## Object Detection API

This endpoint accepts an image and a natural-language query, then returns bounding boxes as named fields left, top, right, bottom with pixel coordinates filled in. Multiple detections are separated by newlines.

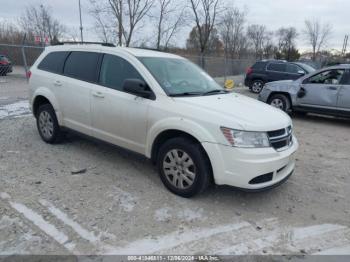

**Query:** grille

left=268, top=126, right=293, bottom=151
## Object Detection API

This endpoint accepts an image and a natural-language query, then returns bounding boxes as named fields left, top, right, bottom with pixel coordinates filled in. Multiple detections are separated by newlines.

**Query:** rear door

left=297, top=69, right=345, bottom=109
left=337, top=70, right=350, bottom=111
left=60, top=51, right=101, bottom=135
left=266, top=62, right=288, bottom=82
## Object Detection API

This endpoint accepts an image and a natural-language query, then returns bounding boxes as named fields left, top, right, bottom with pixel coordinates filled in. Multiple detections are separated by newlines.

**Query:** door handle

left=92, top=91, right=105, bottom=98
left=327, top=86, right=338, bottom=90
left=54, top=80, right=62, bottom=87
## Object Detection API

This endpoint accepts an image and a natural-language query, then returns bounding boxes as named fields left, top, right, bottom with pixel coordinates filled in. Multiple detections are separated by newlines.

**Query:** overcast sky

left=0, top=0, right=348, bottom=52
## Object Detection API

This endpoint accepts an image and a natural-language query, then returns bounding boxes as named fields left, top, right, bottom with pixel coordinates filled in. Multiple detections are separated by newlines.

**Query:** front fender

left=145, top=117, right=218, bottom=158
left=32, top=87, right=62, bottom=125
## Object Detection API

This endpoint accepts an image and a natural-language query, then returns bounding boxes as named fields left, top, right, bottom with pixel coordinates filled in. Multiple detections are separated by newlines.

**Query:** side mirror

left=297, top=70, right=305, bottom=75
left=123, top=79, right=153, bottom=99
left=297, top=87, right=306, bottom=98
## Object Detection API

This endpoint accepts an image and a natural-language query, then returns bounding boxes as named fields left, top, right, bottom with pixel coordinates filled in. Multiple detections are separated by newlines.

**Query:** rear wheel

left=157, top=137, right=211, bottom=198
left=251, top=80, right=264, bottom=93
left=36, top=104, right=62, bottom=144
left=268, top=94, right=291, bottom=112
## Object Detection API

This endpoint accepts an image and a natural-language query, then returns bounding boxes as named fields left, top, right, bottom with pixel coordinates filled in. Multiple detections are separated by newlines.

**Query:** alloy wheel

left=38, top=111, right=54, bottom=140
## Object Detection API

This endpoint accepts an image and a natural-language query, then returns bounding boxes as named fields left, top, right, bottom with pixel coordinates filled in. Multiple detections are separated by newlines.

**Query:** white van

left=29, top=43, right=298, bottom=197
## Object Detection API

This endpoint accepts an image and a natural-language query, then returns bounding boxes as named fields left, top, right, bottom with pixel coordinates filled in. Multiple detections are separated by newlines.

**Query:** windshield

left=138, top=57, right=224, bottom=96
left=296, top=63, right=316, bottom=73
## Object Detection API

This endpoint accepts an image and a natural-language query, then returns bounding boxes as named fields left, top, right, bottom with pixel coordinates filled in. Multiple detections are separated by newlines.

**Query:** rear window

left=38, top=52, right=69, bottom=74
left=252, top=62, right=267, bottom=70
left=267, top=63, right=286, bottom=72
left=63, top=51, right=100, bottom=82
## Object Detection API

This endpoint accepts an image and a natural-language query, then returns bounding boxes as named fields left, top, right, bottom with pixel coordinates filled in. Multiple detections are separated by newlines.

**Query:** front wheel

left=251, top=80, right=264, bottom=93
left=157, top=137, right=211, bottom=198
left=268, top=94, right=291, bottom=112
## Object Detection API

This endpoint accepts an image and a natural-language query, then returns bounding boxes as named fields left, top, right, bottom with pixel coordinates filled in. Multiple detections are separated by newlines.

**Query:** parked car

left=0, top=55, right=13, bottom=76
left=258, top=65, right=350, bottom=117
left=245, top=60, right=316, bottom=93
left=29, top=44, right=298, bottom=197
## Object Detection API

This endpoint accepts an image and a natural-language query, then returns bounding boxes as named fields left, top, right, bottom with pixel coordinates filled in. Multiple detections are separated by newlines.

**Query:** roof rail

left=53, top=41, right=116, bottom=47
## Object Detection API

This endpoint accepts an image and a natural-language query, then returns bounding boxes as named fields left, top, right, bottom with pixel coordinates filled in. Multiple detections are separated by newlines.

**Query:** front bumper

left=202, top=136, right=298, bottom=190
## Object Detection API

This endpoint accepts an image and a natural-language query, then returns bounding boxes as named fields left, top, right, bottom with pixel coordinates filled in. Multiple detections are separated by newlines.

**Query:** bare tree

left=107, top=0, right=155, bottom=46
left=153, top=0, right=185, bottom=50
left=219, top=6, right=246, bottom=59
left=0, top=21, right=23, bottom=44
left=276, top=27, right=298, bottom=60
left=20, top=4, right=65, bottom=44
left=189, top=0, right=221, bottom=65
left=247, top=24, right=267, bottom=59
left=304, top=19, right=332, bottom=61
left=90, top=0, right=117, bottom=43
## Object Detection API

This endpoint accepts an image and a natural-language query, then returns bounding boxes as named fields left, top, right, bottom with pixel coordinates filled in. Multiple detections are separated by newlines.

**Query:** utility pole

left=78, top=0, right=84, bottom=42
left=342, top=35, right=348, bottom=56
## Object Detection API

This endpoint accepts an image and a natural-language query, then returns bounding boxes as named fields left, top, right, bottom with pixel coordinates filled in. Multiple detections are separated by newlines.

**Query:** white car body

left=29, top=45, right=298, bottom=192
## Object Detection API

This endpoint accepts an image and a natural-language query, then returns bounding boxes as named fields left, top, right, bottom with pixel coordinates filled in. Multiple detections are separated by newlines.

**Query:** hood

left=174, top=93, right=292, bottom=131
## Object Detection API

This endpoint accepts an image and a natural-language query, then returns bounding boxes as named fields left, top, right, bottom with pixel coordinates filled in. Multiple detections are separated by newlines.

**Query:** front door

left=90, top=54, right=151, bottom=154
left=297, top=69, right=345, bottom=109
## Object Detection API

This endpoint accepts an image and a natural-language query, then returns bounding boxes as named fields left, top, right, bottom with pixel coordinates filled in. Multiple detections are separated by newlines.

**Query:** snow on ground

left=0, top=100, right=31, bottom=120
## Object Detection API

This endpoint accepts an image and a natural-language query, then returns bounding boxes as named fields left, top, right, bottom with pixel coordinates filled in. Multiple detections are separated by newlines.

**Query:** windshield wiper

left=169, top=92, right=203, bottom=97
left=201, top=89, right=229, bottom=96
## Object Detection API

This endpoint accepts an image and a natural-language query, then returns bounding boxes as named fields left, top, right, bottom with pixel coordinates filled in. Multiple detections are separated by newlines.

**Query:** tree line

left=0, top=0, right=335, bottom=63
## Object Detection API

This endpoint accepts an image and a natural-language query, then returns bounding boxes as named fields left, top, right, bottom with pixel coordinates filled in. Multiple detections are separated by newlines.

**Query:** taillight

left=26, top=70, right=32, bottom=79
left=0, top=61, right=8, bottom=65
left=246, top=67, right=253, bottom=75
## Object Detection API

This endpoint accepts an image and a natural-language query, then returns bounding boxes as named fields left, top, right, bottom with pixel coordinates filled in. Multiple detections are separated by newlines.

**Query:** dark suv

left=245, top=60, right=315, bottom=93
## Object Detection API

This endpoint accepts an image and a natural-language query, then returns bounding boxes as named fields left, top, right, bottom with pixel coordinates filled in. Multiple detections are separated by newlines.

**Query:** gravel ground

left=0, top=74, right=350, bottom=256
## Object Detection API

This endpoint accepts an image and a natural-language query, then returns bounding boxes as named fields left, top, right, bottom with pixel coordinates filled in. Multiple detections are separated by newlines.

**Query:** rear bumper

left=244, top=78, right=252, bottom=88
left=202, top=136, right=298, bottom=190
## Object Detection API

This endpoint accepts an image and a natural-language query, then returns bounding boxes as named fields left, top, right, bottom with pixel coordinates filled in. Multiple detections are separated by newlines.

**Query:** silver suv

left=258, top=65, right=350, bottom=117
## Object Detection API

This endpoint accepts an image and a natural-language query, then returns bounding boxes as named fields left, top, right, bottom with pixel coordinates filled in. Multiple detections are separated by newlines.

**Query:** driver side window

left=307, top=69, right=345, bottom=85
left=99, top=54, right=144, bottom=91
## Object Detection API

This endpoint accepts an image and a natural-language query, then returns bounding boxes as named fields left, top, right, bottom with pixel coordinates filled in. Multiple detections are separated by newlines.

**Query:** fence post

left=21, top=34, right=29, bottom=82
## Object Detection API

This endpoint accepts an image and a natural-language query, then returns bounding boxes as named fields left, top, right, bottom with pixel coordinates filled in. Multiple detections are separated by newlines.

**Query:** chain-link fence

left=184, top=55, right=255, bottom=79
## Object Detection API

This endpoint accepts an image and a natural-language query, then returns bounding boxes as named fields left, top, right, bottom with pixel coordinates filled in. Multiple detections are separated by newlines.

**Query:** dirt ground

left=0, top=73, right=349, bottom=256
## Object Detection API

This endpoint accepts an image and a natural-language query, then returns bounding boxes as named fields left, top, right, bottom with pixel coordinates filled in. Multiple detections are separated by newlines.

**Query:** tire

left=157, top=137, right=211, bottom=198
left=268, top=94, right=291, bottom=112
left=251, top=80, right=264, bottom=93
left=36, top=104, right=62, bottom=144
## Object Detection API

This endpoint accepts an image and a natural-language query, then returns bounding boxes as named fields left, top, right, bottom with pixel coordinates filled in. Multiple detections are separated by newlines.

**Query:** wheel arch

left=32, top=88, right=62, bottom=124
left=267, top=92, right=293, bottom=109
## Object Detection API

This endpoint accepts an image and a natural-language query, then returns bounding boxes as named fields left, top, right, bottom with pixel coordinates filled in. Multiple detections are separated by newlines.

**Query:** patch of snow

left=0, top=100, right=30, bottom=120
left=292, top=224, right=346, bottom=240
left=154, top=208, right=172, bottom=222
left=315, top=245, right=350, bottom=255
left=39, top=199, right=99, bottom=243
left=8, top=201, right=74, bottom=251
left=105, top=221, right=250, bottom=255
left=0, top=192, right=11, bottom=200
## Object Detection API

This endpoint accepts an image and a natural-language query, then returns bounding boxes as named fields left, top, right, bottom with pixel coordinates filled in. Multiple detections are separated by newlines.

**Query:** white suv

left=29, top=44, right=298, bottom=197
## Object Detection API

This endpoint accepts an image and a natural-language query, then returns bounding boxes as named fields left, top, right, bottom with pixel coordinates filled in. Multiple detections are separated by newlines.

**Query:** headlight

left=220, top=127, right=270, bottom=148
